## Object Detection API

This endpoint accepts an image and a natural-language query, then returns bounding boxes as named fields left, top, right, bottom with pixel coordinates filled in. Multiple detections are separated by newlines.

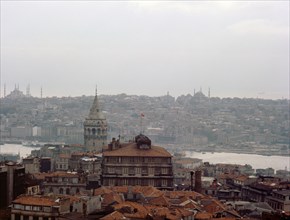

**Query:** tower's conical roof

left=88, top=89, right=106, bottom=120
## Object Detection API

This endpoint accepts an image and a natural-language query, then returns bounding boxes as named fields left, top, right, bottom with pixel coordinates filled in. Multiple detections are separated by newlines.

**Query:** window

left=161, top=168, right=167, bottom=175
left=148, top=179, right=154, bottom=186
left=43, top=207, right=51, bottom=212
left=142, top=167, right=148, bottom=175
left=129, top=167, right=135, bottom=175
left=136, top=167, right=141, bottom=174
left=123, top=167, right=128, bottom=174
left=123, top=179, right=128, bottom=186
left=59, top=188, right=63, bottom=194
left=33, top=206, right=41, bottom=211
left=109, top=179, right=115, bottom=186
left=116, top=167, right=122, bottom=174
left=108, top=167, right=115, bottom=174
left=13, top=204, right=23, bottom=210
left=155, top=167, right=161, bottom=175
left=66, top=188, right=70, bottom=195
left=25, top=205, right=31, bottom=211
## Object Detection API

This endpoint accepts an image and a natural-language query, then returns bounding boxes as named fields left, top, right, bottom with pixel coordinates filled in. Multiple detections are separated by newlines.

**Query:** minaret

left=208, top=87, right=211, bottom=99
left=26, top=84, right=31, bottom=96
left=83, top=86, right=108, bottom=152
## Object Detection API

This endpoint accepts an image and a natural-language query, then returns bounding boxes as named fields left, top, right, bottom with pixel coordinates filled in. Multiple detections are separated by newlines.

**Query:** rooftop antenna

left=41, top=87, right=43, bottom=99
left=95, top=85, right=98, bottom=96
left=140, top=113, right=145, bottom=134
left=4, top=84, right=6, bottom=97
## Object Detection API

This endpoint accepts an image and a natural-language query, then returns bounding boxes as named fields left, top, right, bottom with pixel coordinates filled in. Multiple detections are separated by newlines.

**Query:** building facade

left=10, top=195, right=80, bottom=220
left=266, top=190, right=290, bottom=212
left=83, top=89, right=108, bottom=152
left=0, top=162, right=26, bottom=208
left=42, top=171, right=86, bottom=195
left=102, top=134, right=174, bottom=190
left=22, top=157, right=40, bottom=174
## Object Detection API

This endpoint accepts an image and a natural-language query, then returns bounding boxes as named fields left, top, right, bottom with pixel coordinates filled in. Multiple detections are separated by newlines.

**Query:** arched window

left=66, top=188, right=70, bottom=195
left=76, top=188, right=80, bottom=194
left=59, top=188, right=63, bottom=194
left=49, top=187, right=53, bottom=193
left=88, top=128, right=91, bottom=135
left=92, top=128, right=96, bottom=135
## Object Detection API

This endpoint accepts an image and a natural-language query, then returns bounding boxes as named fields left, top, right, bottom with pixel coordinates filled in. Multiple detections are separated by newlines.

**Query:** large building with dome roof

left=83, top=88, right=108, bottom=152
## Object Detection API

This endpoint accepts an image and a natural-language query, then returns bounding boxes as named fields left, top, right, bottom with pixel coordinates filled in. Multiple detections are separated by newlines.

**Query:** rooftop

left=103, top=142, right=171, bottom=158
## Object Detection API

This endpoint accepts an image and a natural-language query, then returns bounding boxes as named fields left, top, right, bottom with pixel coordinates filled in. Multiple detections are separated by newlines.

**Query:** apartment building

left=102, top=134, right=174, bottom=190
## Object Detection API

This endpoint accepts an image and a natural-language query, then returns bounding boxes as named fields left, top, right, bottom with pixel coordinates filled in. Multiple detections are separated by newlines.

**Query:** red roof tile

left=103, top=143, right=171, bottom=157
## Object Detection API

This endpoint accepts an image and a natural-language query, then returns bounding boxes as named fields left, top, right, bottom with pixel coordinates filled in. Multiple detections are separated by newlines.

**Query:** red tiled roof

left=148, top=195, right=169, bottom=207
left=58, top=154, right=70, bottom=159
left=102, top=192, right=124, bottom=207
left=100, top=211, right=127, bottom=220
left=103, top=143, right=171, bottom=157
left=94, top=186, right=113, bottom=196
left=202, top=198, right=225, bottom=213
left=165, top=190, right=205, bottom=200
left=114, top=201, right=149, bottom=219
left=13, top=195, right=58, bottom=206
left=195, top=212, right=213, bottom=220
left=109, top=186, right=163, bottom=198
left=234, top=174, right=249, bottom=182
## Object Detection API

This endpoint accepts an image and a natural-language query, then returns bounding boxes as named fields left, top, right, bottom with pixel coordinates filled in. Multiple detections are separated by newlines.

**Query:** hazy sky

left=1, top=1, right=289, bottom=99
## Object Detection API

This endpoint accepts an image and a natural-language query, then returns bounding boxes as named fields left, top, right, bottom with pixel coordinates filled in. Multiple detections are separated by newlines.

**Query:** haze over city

left=1, top=1, right=289, bottom=99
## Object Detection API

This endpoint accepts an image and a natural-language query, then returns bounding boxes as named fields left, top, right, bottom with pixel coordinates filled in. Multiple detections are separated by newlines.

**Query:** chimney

left=194, top=170, right=202, bottom=193
left=190, top=171, right=194, bottom=191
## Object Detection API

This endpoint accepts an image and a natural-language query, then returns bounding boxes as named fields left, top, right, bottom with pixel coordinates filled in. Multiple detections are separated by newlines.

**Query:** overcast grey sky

left=1, top=1, right=289, bottom=99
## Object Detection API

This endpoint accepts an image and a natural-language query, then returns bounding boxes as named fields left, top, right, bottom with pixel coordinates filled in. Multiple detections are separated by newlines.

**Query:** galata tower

left=83, top=88, right=107, bottom=152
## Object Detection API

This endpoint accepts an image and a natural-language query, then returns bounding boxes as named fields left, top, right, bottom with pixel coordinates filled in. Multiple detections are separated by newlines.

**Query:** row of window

left=55, top=164, right=68, bottom=170
left=106, top=166, right=171, bottom=175
left=45, top=177, right=79, bottom=183
left=105, top=156, right=171, bottom=164
left=85, top=128, right=107, bottom=135
left=267, top=200, right=284, bottom=211
left=13, top=214, right=54, bottom=220
left=13, top=204, right=57, bottom=213
left=48, top=187, right=80, bottom=194
left=105, top=178, right=171, bottom=187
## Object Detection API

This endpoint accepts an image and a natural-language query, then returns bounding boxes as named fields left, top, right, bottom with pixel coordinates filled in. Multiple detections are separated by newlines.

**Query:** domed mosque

left=83, top=87, right=108, bottom=152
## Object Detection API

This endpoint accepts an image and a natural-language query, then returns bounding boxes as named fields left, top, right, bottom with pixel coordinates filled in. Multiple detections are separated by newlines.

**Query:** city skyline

left=1, top=1, right=289, bottom=99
